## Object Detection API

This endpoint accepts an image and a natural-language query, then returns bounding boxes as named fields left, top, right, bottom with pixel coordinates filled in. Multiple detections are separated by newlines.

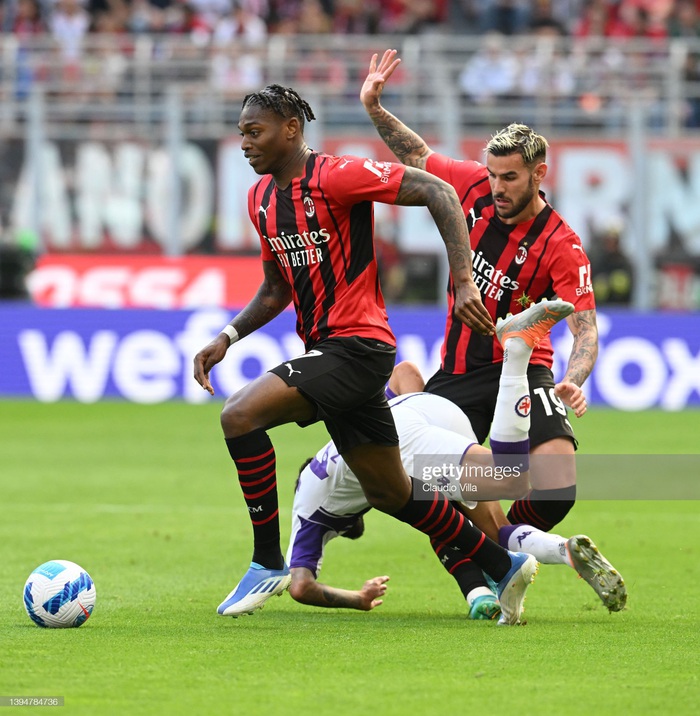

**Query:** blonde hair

left=485, top=123, right=548, bottom=166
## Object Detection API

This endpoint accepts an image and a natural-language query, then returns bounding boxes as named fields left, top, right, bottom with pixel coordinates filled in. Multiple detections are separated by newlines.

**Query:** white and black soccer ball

left=23, top=560, right=96, bottom=628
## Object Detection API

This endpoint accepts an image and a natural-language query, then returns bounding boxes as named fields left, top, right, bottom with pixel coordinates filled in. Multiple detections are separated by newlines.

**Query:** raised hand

left=360, top=50, right=401, bottom=112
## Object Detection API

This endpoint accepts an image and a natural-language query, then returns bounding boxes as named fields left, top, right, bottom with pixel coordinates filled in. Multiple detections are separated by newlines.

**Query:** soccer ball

left=23, top=560, right=96, bottom=628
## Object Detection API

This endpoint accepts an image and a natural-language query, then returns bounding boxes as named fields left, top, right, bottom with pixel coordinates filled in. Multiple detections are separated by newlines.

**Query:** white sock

left=501, top=336, right=532, bottom=378
left=490, top=376, right=530, bottom=443
left=490, top=338, right=533, bottom=444
left=507, top=525, right=573, bottom=566
left=467, top=586, right=496, bottom=606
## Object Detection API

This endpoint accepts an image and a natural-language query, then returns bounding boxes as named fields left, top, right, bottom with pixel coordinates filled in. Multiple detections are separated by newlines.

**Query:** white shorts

left=286, top=393, right=479, bottom=575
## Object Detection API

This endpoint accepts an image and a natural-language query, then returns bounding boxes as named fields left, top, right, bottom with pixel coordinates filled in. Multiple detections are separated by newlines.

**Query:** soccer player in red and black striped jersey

left=193, top=84, right=538, bottom=622
left=361, top=50, right=599, bottom=537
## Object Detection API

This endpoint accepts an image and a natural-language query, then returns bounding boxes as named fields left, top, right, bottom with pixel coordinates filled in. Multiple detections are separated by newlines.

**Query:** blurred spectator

left=332, top=0, right=380, bottom=33
left=297, top=0, right=333, bottom=33
left=377, top=0, right=444, bottom=34
left=528, top=0, right=568, bottom=35
left=90, top=0, right=130, bottom=33
left=617, top=0, right=673, bottom=28
left=210, top=44, right=264, bottom=94
left=476, top=0, right=531, bottom=35
left=667, top=0, right=700, bottom=37
left=589, top=214, right=634, bottom=305
left=187, top=0, right=232, bottom=31
left=266, top=0, right=297, bottom=31
left=212, top=0, right=267, bottom=46
left=210, top=0, right=266, bottom=95
left=169, top=2, right=211, bottom=43
left=12, top=0, right=47, bottom=37
left=50, top=0, right=90, bottom=61
left=611, top=1, right=668, bottom=40
left=573, top=0, right=620, bottom=37
left=458, top=31, right=518, bottom=104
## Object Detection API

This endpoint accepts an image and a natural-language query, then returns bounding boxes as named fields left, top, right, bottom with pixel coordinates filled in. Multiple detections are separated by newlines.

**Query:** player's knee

left=389, top=361, right=425, bottom=395
left=364, top=487, right=406, bottom=514
left=220, top=396, right=254, bottom=436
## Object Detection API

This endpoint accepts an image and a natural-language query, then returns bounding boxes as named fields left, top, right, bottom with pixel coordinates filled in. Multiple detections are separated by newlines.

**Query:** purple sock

left=489, top=438, right=530, bottom=471
left=498, top=523, right=523, bottom=549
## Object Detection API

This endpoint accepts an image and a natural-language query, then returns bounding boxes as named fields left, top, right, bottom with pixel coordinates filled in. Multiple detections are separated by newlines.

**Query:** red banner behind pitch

left=28, top=255, right=264, bottom=309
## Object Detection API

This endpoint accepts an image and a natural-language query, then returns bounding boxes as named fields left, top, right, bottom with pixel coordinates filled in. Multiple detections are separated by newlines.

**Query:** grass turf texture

left=1, top=402, right=698, bottom=715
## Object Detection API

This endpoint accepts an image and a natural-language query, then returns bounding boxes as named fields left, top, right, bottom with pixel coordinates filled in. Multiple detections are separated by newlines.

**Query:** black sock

left=392, top=480, right=511, bottom=582
left=431, top=540, right=489, bottom=600
left=225, top=430, right=283, bottom=570
left=507, top=485, right=577, bottom=532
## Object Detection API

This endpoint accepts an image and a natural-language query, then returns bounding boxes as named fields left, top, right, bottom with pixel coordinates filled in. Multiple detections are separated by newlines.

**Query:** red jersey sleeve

left=248, top=181, right=274, bottom=261
left=426, top=153, right=486, bottom=198
left=323, top=155, right=405, bottom=205
left=547, top=231, right=597, bottom=312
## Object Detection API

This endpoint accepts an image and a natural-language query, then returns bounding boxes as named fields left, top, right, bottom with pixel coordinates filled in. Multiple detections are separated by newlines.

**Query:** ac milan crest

left=303, top=195, right=315, bottom=218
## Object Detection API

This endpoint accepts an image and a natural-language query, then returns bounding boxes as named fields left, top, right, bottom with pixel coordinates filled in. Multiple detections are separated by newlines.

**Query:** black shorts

left=269, top=336, right=399, bottom=454
left=424, top=364, right=578, bottom=450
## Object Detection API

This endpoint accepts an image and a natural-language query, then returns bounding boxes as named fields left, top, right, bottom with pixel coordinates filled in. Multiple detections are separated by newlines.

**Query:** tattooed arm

left=554, top=308, right=599, bottom=418
left=289, top=568, right=389, bottom=611
left=360, top=50, right=434, bottom=170
left=395, top=167, right=493, bottom=335
left=193, top=260, right=292, bottom=395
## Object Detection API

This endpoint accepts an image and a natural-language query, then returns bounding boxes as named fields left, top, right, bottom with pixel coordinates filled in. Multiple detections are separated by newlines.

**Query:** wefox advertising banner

left=0, top=306, right=698, bottom=410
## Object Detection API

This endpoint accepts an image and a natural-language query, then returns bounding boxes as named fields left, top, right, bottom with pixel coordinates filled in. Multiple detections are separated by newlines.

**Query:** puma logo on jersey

left=339, top=159, right=354, bottom=169
left=468, top=208, right=483, bottom=227
left=259, top=204, right=269, bottom=218
left=572, top=244, right=584, bottom=252
left=284, top=363, right=302, bottom=377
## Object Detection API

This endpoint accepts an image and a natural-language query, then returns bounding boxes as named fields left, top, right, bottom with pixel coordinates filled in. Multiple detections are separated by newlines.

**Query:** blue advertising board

left=0, top=305, right=698, bottom=409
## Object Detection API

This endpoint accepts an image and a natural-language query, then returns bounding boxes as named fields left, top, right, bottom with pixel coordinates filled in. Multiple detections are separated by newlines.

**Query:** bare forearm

left=366, top=105, right=432, bottom=170
left=231, top=262, right=292, bottom=338
left=232, top=293, right=288, bottom=338
left=295, top=581, right=368, bottom=610
left=563, top=311, right=598, bottom=386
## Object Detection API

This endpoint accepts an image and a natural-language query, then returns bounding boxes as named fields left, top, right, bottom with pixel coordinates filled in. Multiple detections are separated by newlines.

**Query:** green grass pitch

left=1, top=401, right=699, bottom=715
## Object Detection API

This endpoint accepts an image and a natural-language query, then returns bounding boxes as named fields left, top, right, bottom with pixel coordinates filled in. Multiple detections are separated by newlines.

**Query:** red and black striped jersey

left=248, top=152, right=405, bottom=350
left=426, top=153, right=596, bottom=373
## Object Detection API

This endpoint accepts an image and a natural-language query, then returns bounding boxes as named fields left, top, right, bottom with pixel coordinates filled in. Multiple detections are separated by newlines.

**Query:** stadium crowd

left=2, top=1, right=699, bottom=46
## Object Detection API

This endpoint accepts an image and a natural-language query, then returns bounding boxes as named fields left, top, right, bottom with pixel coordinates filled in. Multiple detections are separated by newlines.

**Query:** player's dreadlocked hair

left=485, top=123, right=548, bottom=166
left=242, top=84, right=316, bottom=130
